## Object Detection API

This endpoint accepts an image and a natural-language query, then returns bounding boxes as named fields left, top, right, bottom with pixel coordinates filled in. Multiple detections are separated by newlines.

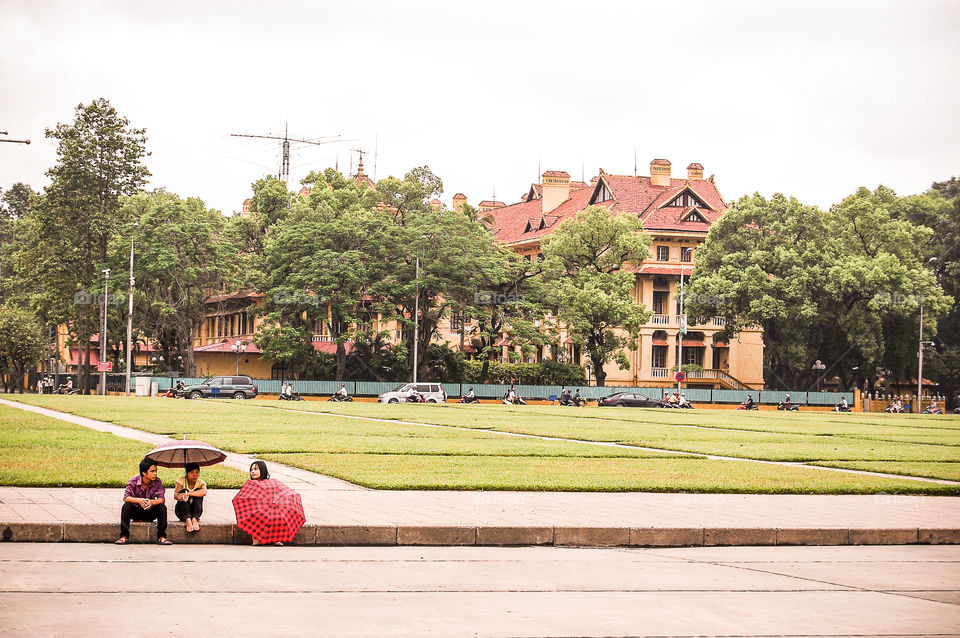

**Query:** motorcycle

left=502, top=394, right=527, bottom=405
left=458, top=395, right=479, bottom=404
left=777, top=401, right=799, bottom=411
left=280, top=392, right=304, bottom=401
left=834, top=403, right=851, bottom=412
left=737, top=401, right=758, bottom=410
left=55, top=384, right=80, bottom=395
left=328, top=393, right=352, bottom=402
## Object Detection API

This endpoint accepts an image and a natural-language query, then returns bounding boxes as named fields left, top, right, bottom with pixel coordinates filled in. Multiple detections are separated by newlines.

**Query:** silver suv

left=181, top=376, right=258, bottom=400
left=378, top=383, right=446, bottom=404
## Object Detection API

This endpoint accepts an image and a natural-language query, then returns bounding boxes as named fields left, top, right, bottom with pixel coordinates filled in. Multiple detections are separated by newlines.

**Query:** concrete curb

left=2, top=522, right=959, bottom=546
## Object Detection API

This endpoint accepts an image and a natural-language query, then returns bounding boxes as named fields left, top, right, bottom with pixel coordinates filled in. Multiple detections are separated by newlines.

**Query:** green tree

left=372, top=207, right=507, bottom=382
left=256, top=171, right=382, bottom=380
left=375, top=165, right=443, bottom=224
left=540, top=206, right=652, bottom=386
left=33, top=99, right=149, bottom=392
left=118, top=191, right=234, bottom=376
left=902, top=178, right=960, bottom=406
left=0, top=304, right=46, bottom=393
left=686, top=191, right=951, bottom=390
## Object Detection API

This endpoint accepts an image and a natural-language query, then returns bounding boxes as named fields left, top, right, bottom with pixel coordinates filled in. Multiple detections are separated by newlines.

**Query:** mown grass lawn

left=3, top=395, right=958, bottom=493
left=0, top=404, right=246, bottom=488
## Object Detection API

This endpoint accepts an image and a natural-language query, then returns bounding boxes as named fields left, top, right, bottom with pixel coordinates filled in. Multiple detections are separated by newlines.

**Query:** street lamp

left=811, top=359, right=826, bottom=392
left=231, top=342, right=247, bottom=375
left=124, top=222, right=138, bottom=396
left=917, top=257, right=938, bottom=413
left=677, top=266, right=687, bottom=394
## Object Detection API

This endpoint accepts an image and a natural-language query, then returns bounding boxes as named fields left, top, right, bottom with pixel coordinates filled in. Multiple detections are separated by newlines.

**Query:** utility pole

left=100, top=269, right=110, bottom=395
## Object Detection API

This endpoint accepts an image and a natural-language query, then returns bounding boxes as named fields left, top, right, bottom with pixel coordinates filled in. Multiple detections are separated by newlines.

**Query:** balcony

left=651, top=314, right=671, bottom=325
left=651, top=368, right=669, bottom=378
left=713, top=316, right=725, bottom=326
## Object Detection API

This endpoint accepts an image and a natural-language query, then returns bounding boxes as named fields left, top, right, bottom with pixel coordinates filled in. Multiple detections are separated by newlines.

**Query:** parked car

left=597, top=392, right=664, bottom=408
left=180, top=376, right=258, bottom=400
left=378, top=383, right=446, bottom=404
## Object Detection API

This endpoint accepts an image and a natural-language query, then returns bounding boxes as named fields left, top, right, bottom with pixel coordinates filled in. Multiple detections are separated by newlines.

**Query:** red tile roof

left=488, top=172, right=728, bottom=243
left=194, top=339, right=263, bottom=354
left=651, top=159, right=671, bottom=166
left=633, top=264, right=693, bottom=275
left=687, top=163, right=703, bottom=170
left=312, top=341, right=354, bottom=355
left=542, top=170, right=570, bottom=178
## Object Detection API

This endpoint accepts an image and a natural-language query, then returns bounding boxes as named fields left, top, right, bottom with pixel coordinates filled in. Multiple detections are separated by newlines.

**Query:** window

left=271, top=363, right=289, bottom=380
left=590, top=181, right=613, bottom=203
left=653, top=291, right=668, bottom=315
left=652, top=345, right=667, bottom=368
left=680, top=247, right=692, bottom=262
left=656, top=246, right=669, bottom=261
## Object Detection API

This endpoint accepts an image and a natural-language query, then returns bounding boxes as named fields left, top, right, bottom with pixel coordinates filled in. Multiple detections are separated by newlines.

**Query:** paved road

left=2, top=544, right=958, bottom=637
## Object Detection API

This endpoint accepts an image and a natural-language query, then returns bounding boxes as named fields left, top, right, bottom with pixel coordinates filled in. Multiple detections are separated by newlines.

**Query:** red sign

left=97, top=361, right=113, bottom=372
left=674, top=371, right=686, bottom=383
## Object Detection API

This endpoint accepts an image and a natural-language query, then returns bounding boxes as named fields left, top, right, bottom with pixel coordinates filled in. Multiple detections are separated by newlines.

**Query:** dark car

left=181, top=376, right=258, bottom=400
left=597, top=392, right=664, bottom=408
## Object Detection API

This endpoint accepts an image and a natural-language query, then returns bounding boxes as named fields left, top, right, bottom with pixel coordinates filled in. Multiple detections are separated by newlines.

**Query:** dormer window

left=667, top=190, right=708, bottom=208
left=682, top=209, right=708, bottom=223
left=590, top=180, right=613, bottom=204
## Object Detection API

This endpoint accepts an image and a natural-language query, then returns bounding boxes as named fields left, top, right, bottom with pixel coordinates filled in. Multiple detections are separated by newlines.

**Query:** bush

left=463, top=359, right=585, bottom=385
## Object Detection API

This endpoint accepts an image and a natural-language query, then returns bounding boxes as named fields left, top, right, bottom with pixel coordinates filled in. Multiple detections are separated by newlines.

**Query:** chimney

left=452, top=193, right=467, bottom=210
left=686, top=163, right=703, bottom=181
left=650, top=159, right=671, bottom=186
left=541, top=170, right=570, bottom=213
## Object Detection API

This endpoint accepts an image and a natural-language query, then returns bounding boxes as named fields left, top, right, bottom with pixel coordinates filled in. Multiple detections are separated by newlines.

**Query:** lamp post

left=811, top=359, right=826, bottom=392
left=124, top=223, right=138, bottom=396
left=100, top=268, right=110, bottom=395
left=231, top=342, right=247, bottom=375
left=917, top=258, right=938, bottom=414
left=413, top=255, right=419, bottom=384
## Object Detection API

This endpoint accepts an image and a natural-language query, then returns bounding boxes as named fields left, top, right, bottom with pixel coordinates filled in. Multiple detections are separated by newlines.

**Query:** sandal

left=114, top=536, right=128, bottom=545
left=157, top=537, right=173, bottom=545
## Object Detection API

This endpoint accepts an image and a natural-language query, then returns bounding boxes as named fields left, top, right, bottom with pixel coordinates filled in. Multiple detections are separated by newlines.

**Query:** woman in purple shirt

left=116, top=458, right=172, bottom=545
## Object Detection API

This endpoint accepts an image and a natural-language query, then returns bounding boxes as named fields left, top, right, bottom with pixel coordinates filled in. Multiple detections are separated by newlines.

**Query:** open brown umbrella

left=145, top=438, right=227, bottom=468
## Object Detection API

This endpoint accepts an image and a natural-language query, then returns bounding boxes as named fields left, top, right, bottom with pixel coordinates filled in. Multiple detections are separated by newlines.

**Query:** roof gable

left=681, top=207, right=709, bottom=223
left=664, top=186, right=711, bottom=210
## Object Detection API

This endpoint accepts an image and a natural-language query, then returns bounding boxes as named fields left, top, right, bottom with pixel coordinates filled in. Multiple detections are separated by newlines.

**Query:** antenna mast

left=230, top=126, right=344, bottom=184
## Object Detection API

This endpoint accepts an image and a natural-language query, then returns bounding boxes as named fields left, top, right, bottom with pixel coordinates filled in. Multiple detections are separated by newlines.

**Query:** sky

left=1, top=0, right=958, bottom=215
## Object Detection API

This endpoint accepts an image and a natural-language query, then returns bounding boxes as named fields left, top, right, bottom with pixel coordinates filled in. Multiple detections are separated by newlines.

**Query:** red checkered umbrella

left=232, top=478, right=305, bottom=544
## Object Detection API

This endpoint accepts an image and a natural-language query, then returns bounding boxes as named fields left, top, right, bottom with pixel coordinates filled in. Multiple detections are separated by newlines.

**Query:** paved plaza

left=2, top=543, right=959, bottom=637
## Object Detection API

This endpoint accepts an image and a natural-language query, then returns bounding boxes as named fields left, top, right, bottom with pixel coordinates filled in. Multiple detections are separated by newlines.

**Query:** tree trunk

left=82, top=342, right=91, bottom=394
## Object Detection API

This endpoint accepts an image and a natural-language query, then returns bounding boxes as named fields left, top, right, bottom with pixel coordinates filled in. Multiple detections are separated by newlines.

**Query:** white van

left=378, top=383, right=446, bottom=404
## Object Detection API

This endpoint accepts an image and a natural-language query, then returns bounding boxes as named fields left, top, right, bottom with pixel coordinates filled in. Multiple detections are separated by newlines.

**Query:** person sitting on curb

left=174, top=462, right=207, bottom=534
left=116, top=458, right=171, bottom=545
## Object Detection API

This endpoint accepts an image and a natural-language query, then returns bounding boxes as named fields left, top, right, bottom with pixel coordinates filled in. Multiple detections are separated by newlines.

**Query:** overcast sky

left=2, top=0, right=958, bottom=215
